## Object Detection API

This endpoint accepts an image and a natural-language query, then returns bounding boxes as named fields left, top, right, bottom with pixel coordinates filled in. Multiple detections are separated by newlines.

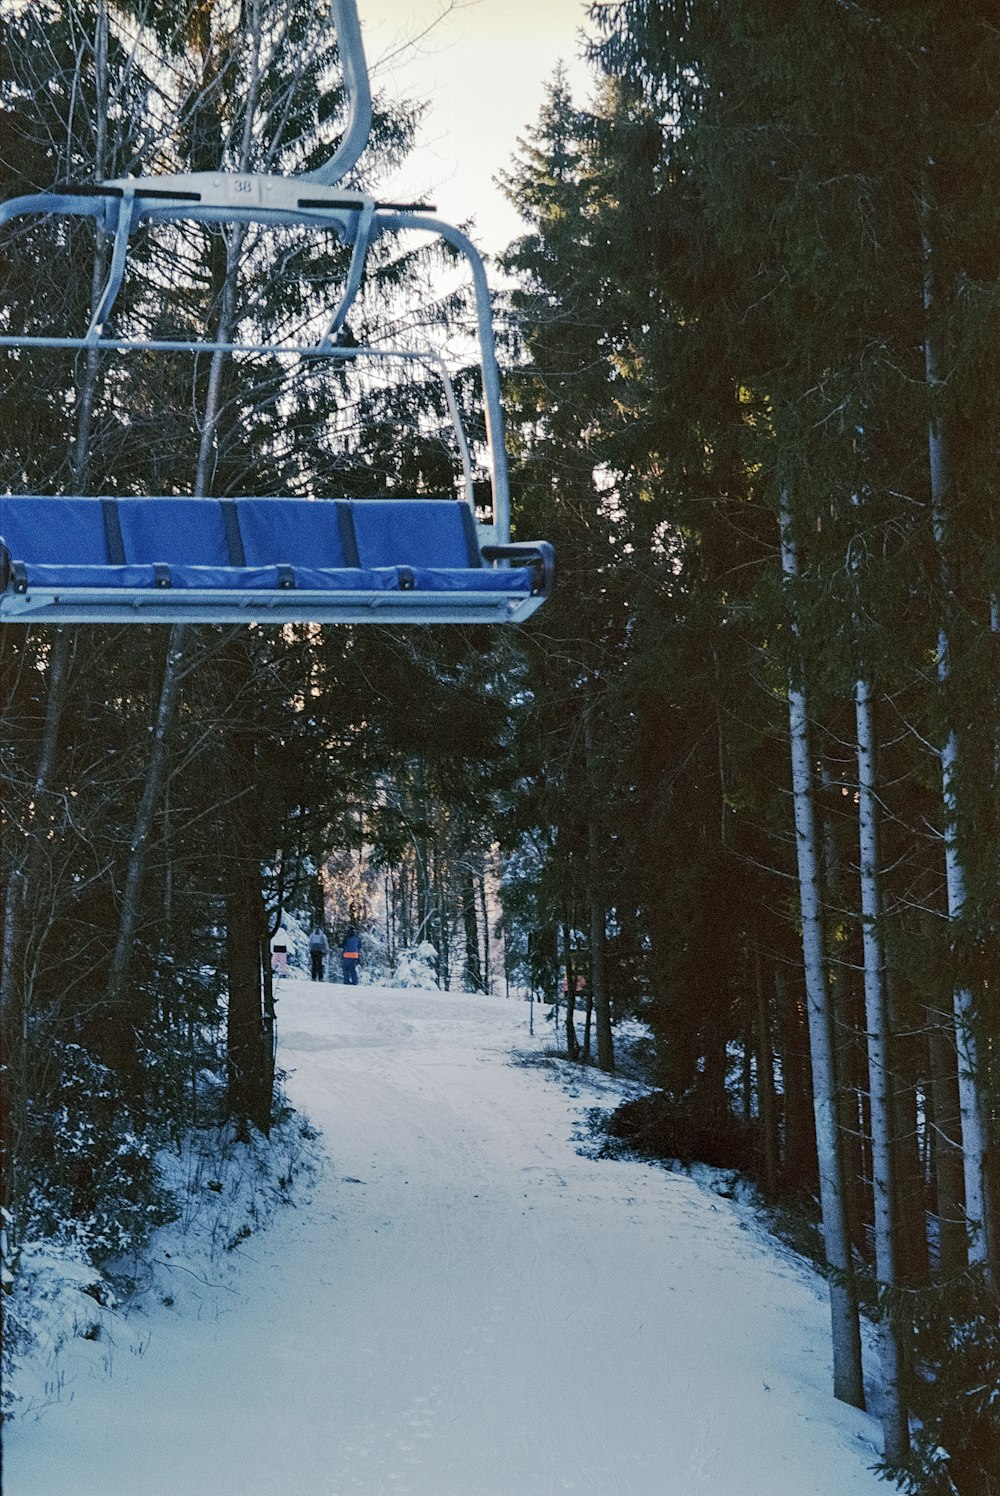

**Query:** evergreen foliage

left=492, top=2, right=1000, bottom=1485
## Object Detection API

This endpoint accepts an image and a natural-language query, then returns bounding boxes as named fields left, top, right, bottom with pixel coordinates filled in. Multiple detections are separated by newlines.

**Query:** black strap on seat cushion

left=337, top=503, right=361, bottom=567
left=221, top=500, right=246, bottom=566
left=101, top=498, right=126, bottom=565
left=277, top=564, right=295, bottom=589
left=154, top=563, right=171, bottom=588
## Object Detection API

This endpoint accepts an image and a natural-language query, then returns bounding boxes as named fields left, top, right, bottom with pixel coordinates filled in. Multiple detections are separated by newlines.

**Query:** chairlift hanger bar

left=310, top=0, right=373, bottom=188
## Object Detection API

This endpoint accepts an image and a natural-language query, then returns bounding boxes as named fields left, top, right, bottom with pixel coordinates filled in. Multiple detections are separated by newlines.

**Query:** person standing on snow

left=341, top=925, right=361, bottom=985
left=308, top=924, right=329, bottom=981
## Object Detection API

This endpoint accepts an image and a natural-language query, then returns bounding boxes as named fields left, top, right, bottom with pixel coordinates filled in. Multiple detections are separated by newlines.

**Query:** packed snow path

left=7, top=979, right=887, bottom=1496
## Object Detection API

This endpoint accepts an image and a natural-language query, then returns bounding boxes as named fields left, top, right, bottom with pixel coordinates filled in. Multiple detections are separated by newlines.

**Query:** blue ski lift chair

left=0, top=0, right=552, bottom=628
left=0, top=494, right=552, bottom=625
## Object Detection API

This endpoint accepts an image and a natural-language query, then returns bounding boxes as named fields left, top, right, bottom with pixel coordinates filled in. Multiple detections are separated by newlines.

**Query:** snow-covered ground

left=5, top=978, right=888, bottom=1496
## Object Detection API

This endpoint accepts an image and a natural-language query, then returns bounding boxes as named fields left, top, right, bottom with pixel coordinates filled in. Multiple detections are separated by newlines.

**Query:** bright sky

left=357, top=0, right=598, bottom=254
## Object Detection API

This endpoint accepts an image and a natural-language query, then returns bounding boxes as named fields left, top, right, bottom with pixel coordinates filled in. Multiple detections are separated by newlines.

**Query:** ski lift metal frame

left=0, top=0, right=551, bottom=625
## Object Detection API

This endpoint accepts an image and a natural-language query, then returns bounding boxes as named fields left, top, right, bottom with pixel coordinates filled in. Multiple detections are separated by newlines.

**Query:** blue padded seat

left=0, top=495, right=108, bottom=563
left=118, top=497, right=230, bottom=565
left=118, top=496, right=248, bottom=588
left=349, top=499, right=532, bottom=594
left=349, top=499, right=476, bottom=569
left=237, top=498, right=350, bottom=567
left=235, top=498, right=396, bottom=591
left=0, top=496, right=158, bottom=588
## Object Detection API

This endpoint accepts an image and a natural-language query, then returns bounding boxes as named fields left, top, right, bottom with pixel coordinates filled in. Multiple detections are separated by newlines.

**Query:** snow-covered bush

left=23, top=1042, right=176, bottom=1263
left=358, top=924, right=388, bottom=983
left=0, top=1234, right=115, bottom=1417
left=391, top=941, right=439, bottom=989
left=3, top=1103, right=322, bottom=1421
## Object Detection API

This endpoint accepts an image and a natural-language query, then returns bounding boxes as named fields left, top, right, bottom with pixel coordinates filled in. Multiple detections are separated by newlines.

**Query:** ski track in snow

left=6, top=978, right=887, bottom=1496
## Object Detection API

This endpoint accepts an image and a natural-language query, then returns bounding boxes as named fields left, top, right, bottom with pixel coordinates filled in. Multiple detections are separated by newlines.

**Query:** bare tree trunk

left=925, top=1004, right=968, bottom=1276
left=754, top=938, right=779, bottom=1200
left=461, top=865, right=483, bottom=992
left=742, top=994, right=754, bottom=1125
left=226, top=877, right=267, bottom=1138
left=105, top=625, right=187, bottom=1100
left=922, top=225, right=995, bottom=1276
left=260, top=885, right=276, bottom=1110
left=0, top=630, right=71, bottom=1025
left=399, top=857, right=408, bottom=952
left=193, top=225, right=247, bottom=495
left=478, top=870, right=492, bottom=994
left=587, top=831, right=614, bottom=1073
left=225, top=783, right=268, bottom=1133
left=435, top=841, right=449, bottom=989
left=886, top=970, right=929, bottom=1287
left=221, top=637, right=271, bottom=1136
left=584, top=705, right=614, bottom=1071
left=854, top=675, right=909, bottom=1459
left=562, top=917, right=579, bottom=1061
left=818, top=761, right=865, bottom=1258
left=775, top=962, right=815, bottom=1189
left=780, top=492, right=865, bottom=1409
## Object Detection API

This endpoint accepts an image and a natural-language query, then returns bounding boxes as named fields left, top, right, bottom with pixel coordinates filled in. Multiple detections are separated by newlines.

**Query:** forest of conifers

left=1, top=3, right=999, bottom=1491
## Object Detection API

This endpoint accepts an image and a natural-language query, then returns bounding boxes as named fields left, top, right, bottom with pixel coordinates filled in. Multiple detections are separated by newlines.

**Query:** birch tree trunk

left=753, top=938, right=779, bottom=1200
left=925, top=1002, right=968, bottom=1276
left=584, top=706, right=614, bottom=1073
left=922, top=210, right=995, bottom=1281
left=819, top=760, right=864, bottom=1258
left=780, top=491, right=865, bottom=1409
left=478, top=872, right=492, bottom=995
left=854, top=675, right=909, bottom=1458
left=562, top=917, right=579, bottom=1060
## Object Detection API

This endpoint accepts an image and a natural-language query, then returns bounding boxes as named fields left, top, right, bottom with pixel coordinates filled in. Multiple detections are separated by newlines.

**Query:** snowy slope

left=5, top=978, right=887, bottom=1496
